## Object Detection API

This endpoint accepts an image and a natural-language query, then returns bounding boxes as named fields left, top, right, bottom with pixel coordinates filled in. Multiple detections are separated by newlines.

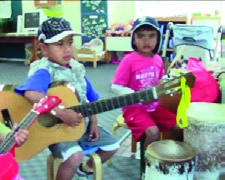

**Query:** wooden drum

left=184, top=102, right=225, bottom=180
left=145, top=140, right=196, bottom=180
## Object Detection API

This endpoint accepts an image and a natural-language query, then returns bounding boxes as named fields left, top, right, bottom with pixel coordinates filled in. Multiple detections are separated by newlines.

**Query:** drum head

left=146, top=140, right=195, bottom=162
left=187, top=102, right=225, bottom=122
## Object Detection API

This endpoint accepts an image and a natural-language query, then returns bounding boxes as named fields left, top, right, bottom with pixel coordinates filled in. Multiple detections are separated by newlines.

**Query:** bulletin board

left=81, top=0, right=108, bottom=44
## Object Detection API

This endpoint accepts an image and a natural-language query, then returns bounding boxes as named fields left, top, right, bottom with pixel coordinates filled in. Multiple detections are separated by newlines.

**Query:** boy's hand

left=88, top=122, right=99, bottom=142
left=13, top=124, right=29, bottom=147
left=88, top=115, right=99, bottom=142
left=56, top=109, right=83, bottom=127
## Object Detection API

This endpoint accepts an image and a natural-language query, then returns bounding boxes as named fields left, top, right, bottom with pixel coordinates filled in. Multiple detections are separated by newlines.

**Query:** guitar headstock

left=33, top=96, right=62, bottom=115
left=157, top=72, right=196, bottom=95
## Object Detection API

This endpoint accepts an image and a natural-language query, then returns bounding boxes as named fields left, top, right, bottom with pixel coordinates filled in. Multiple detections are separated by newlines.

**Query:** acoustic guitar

left=0, top=96, right=61, bottom=179
left=0, top=72, right=195, bottom=162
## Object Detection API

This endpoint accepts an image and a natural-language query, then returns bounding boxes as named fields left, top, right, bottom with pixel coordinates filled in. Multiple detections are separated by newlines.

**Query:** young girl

left=111, top=16, right=177, bottom=149
left=0, top=122, right=29, bottom=180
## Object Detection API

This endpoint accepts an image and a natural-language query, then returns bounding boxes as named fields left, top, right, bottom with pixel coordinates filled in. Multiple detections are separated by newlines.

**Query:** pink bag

left=186, top=57, right=220, bottom=103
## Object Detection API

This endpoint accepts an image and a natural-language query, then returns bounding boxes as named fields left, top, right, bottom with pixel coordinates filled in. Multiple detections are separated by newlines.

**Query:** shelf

left=34, top=0, right=57, bottom=7
left=155, top=17, right=190, bottom=23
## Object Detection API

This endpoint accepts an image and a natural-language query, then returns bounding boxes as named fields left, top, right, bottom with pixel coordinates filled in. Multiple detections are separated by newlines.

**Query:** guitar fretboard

left=69, top=88, right=155, bottom=117
left=0, top=111, right=38, bottom=154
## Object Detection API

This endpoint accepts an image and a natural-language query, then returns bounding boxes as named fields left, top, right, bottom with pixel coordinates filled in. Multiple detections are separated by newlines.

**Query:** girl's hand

left=13, top=124, right=29, bottom=147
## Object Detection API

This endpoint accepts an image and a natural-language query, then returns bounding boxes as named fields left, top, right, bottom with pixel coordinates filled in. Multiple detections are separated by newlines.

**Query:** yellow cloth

left=0, top=122, right=11, bottom=137
left=176, top=76, right=191, bottom=128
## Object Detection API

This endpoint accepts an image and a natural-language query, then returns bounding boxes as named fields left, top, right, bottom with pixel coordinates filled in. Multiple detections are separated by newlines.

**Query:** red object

left=34, top=96, right=62, bottom=114
left=0, top=152, right=19, bottom=180
left=187, top=57, right=219, bottom=103
left=123, top=104, right=176, bottom=141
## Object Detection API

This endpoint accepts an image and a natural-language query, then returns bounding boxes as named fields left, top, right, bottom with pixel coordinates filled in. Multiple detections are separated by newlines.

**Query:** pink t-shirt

left=112, top=52, right=165, bottom=111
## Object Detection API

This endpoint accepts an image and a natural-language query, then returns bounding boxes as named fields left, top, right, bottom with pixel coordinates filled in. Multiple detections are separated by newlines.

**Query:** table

left=0, top=33, right=38, bottom=64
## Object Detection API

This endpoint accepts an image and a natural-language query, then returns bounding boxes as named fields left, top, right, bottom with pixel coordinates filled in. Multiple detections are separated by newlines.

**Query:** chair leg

left=131, top=137, right=137, bottom=153
left=47, top=154, right=61, bottom=180
left=140, top=141, right=145, bottom=178
left=112, top=122, right=120, bottom=135
left=93, top=61, right=97, bottom=68
left=88, top=153, right=102, bottom=180
left=47, top=154, right=54, bottom=180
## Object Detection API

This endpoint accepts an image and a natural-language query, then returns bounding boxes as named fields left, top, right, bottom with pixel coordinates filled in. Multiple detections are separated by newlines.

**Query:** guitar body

left=159, top=93, right=182, bottom=114
left=0, top=86, right=85, bottom=162
left=0, top=73, right=195, bottom=161
left=0, top=153, right=19, bottom=180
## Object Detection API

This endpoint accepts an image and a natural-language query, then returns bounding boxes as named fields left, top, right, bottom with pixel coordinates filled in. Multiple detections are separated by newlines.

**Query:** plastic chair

left=47, top=146, right=102, bottom=180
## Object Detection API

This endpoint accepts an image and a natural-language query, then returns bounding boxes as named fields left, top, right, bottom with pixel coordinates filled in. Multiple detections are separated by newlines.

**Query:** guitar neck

left=69, top=88, right=155, bottom=117
left=0, top=111, right=38, bottom=154
left=68, top=72, right=195, bottom=117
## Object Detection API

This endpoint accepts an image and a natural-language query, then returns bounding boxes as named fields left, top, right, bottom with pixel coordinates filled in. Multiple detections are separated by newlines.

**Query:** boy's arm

left=15, top=69, right=82, bottom=127
left=24, top=90, right=83, bottom=127
left=85, top=76, right=100, bottom=141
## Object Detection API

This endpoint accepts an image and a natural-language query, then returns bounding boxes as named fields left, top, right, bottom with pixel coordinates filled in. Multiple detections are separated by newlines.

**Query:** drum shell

left=145, top=140, right=196, bottom=180
left=184, top=102, right=225, bottom=180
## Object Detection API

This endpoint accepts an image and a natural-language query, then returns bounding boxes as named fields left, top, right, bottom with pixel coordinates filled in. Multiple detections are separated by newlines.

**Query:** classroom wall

left=21, top=1, right=225, bottom=50
left=21, top=1, right=136, bottom=49
left=107, top=1, right=135, bottom=26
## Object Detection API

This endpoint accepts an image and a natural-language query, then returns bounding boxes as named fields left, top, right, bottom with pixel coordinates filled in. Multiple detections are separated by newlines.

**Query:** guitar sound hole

left=38, top=114, right=62, bottom=127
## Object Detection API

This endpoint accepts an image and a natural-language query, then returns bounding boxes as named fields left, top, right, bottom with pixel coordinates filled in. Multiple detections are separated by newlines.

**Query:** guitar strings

left=0, top=111, right=37, bottom=153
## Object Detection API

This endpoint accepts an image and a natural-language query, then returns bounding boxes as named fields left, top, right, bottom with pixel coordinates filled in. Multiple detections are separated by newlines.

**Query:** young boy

left=111, top=16, right=177, bottom=149
left=15, top=17, right=119, bottom=180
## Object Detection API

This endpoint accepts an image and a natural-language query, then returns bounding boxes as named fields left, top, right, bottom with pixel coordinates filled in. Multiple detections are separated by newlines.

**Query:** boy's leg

left=78, top=126, right=120, bottom=172
left=80, top=149, right=116, bottom=174
left=56, top=151, right=83, bottom=180
left=48, top=141, right=83, bottom=180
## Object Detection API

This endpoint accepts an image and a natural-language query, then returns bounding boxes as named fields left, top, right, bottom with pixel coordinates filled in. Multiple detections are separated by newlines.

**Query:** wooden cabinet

left=105, top=36, right=132, bottom=52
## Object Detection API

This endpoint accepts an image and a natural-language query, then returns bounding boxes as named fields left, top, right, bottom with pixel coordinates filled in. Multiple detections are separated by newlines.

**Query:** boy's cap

left=131, top=16, right=162, bottom=54
left=38, top=17, right=82, bottom=43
